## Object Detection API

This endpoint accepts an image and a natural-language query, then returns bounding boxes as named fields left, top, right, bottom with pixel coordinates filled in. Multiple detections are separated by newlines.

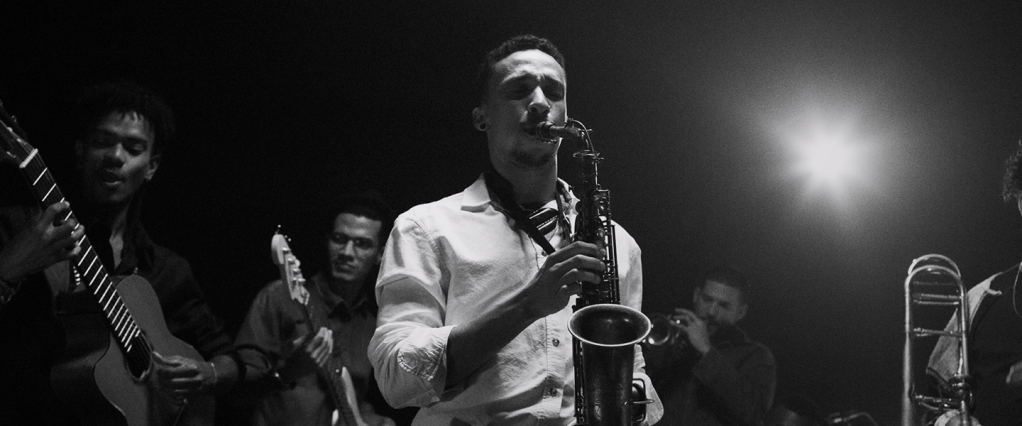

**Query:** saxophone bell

left=568, top=305, right=652, bottom=426
left=568, top=305, right=651, bottom=349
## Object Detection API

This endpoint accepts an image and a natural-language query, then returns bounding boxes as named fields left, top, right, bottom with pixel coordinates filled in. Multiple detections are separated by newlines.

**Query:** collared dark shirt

left=235, top=272, right=401, bottom=426
left=85, top=214, right=234, bottom=360
left=0, top=203, right=233, bottom=425
left=645, top=325, right=776, bottom=426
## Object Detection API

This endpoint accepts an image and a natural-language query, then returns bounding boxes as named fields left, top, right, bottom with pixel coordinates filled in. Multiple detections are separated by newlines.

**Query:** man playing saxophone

left=643, top=266, right=776, bottom=426
left=368, top=34, right=662, bottom=425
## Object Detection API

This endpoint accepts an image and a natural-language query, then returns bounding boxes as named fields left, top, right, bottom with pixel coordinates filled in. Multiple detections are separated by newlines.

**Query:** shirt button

left=552, top=338, right=560, bottom=347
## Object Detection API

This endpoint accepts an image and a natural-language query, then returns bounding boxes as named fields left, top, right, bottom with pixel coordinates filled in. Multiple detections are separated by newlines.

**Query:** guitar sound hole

left=124, top=335, right=153, bottom=380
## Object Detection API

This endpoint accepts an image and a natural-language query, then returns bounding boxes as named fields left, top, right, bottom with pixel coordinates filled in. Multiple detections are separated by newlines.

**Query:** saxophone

left=535, top=119, right=653, bottom=426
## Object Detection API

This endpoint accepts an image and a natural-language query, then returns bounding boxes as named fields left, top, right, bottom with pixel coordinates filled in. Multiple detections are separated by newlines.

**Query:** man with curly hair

left=0, top=81, right=239, bottom=425
left=927, top=142, right=1022, bottom=426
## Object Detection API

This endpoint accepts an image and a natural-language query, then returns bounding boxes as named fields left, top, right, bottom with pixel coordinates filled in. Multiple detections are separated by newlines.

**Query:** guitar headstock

left=0, top=99, right=36, bottom=167
left=271, top=231, right=310, bottom=306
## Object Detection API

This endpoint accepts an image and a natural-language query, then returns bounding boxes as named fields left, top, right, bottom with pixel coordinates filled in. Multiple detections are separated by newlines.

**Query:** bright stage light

left=786, top=119, right=868, bottom=205
left=795, top=133, right=860, bottom=188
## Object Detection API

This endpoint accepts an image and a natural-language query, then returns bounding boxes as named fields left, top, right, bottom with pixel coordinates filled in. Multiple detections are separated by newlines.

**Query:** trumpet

left=644, top=313, right=686, bottom=347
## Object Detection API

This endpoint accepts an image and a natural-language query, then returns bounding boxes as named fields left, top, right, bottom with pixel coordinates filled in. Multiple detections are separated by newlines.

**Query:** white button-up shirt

left=369, top=175, right=662, bottom=425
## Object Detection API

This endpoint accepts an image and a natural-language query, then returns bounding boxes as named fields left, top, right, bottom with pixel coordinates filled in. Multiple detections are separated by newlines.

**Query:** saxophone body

left=552, top=119, right=652, bottom=426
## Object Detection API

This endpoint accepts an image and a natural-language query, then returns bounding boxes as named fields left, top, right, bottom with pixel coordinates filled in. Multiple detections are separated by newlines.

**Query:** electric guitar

left=0, top=100, right=214, bottom=425
left=271, top=232, right=367, bottom=426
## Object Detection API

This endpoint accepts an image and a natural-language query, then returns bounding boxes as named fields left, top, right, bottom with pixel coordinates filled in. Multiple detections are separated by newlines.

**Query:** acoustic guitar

left=0, top=101, right=214, bottom=425
left=271, top=232, right=366, bottom=426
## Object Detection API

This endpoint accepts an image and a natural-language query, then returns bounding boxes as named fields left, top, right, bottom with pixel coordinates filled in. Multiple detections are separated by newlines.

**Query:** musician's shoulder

left=146, top=242, right=199, bottom=281
left=610, top=219, right=638, bottom=243
left=150, top=241, right=188, bottom=262
left=246, top=278, right=306, bottom=312
left=394, top=195, right=459, bottom=230
left=0, top=203, right=38, bottom=231
left=261, top=278, right=290, bottom=294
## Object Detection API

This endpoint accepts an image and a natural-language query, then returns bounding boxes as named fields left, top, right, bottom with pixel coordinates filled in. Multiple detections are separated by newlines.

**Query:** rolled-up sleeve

left=369, top=214, right=453, bottom=408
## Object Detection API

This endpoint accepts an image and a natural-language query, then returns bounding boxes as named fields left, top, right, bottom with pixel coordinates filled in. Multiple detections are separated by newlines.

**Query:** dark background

left=3, top=1, right=1022, bottom=424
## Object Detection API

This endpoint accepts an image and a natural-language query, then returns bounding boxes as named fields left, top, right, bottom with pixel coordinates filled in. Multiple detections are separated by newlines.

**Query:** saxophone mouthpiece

left=532, top=121, right=582, bottom=140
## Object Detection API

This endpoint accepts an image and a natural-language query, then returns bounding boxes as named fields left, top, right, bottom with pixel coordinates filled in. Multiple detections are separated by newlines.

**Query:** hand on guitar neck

left=0, top=202, right=84, bottom=285
left=276, top=326, right=334, bottom=385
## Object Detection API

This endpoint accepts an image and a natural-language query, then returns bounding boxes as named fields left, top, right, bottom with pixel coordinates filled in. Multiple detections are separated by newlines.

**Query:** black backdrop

left=4, top=1, right=1022, bottom=424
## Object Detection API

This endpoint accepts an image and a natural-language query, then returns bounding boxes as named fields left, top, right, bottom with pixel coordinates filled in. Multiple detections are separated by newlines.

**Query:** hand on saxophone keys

left=518, top=241, right=605, bottom=320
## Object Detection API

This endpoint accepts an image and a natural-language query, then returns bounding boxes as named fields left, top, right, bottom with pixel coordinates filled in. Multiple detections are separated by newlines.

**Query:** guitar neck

left=17, top=150, right=144, bottom=354
left=273, top=233, right=363, bottom=425
left=299, top=286, right=363, bottom=426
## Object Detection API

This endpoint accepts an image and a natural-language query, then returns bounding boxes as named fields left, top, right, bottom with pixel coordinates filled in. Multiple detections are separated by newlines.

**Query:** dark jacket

left=645, top=325, right=776, bottom=426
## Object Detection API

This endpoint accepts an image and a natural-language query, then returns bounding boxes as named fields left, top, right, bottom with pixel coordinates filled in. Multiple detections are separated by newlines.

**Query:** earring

left=476, top=122, right=488, bottom=131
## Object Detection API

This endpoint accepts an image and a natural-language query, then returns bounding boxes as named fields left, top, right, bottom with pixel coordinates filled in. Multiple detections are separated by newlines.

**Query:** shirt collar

left=462, top=173, right=576, bottom=215
left=85, top=212, right=154, bottom=276
left=461, top=174, right=492, bottom=211
left=310, top=272, right=372, bottom=320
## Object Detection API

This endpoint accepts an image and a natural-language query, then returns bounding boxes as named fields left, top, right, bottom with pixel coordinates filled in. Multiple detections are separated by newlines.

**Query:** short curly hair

left=476, top=34, right=566, bottom=104
left=330, top=190, right=395, bottom=246
left=72, top=80, right=176, bottom=157
left=1002, top=140, right=1022, bottom=202
left=699, top=265, right=751, bottom=305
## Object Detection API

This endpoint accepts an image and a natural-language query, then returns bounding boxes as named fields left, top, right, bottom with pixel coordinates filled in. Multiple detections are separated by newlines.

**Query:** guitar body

left=51, top=275, right=215, bottom=426
left=0, top=103, right=214, bottom=426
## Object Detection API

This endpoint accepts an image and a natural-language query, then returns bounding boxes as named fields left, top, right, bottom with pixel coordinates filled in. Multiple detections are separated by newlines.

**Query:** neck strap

left=483, top=166, right=559, bottom=255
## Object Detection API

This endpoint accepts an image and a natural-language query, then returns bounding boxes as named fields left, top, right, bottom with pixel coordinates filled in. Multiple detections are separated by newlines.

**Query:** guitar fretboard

left=18, top=148, right=143, bottom=353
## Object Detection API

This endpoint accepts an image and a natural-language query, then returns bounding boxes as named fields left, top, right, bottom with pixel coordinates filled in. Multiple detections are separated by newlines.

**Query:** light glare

left=787, top=120, right=868, bottom=206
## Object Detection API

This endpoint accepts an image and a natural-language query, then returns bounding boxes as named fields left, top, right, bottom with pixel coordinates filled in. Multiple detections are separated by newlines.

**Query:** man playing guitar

left=234, top=191, right=414, bottom=426
left=0, top=81, right=239, bottom=425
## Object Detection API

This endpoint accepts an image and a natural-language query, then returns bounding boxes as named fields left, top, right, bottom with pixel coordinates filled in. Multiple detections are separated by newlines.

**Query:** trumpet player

left=644, top=266, right=776, bottom=426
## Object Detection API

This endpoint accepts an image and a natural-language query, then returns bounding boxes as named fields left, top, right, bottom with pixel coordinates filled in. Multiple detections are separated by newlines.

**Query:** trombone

left=902, top=254, right=977, bottom=426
